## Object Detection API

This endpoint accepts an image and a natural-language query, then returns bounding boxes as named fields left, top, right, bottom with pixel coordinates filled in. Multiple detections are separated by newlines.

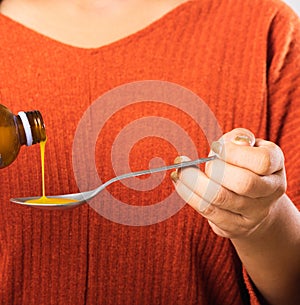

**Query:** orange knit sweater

left=0, top=0, right=299, bottom=304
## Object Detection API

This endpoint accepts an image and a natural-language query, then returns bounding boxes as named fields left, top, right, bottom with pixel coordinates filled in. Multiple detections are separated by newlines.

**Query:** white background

left=283, top=0, right=300, bottom=15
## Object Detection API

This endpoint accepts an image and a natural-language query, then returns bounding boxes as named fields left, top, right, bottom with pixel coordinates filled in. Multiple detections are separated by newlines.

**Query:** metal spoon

left=10, top=155, right=217, bottom=210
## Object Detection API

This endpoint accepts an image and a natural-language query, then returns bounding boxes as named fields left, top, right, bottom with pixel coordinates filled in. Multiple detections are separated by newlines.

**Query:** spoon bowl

left=10, top=193, right=88, bottom=210
left=10, top=155, right=217, bottom=210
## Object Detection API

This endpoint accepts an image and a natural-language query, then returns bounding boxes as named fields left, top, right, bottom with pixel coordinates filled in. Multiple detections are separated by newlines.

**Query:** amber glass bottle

left=0, top=104, right=46, bottom=168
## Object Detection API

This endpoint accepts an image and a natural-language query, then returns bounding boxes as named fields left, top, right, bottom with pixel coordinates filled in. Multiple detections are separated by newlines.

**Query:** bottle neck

left=17, top=111, right=46, bottom=146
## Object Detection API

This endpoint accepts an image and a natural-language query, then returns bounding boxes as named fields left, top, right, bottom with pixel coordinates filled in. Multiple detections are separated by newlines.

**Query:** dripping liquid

left=26, top=139, right=78, bottom=204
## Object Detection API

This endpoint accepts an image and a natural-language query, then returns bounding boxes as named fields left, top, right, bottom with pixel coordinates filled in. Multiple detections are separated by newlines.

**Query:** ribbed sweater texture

left=0, top=0, right=299, bottom=304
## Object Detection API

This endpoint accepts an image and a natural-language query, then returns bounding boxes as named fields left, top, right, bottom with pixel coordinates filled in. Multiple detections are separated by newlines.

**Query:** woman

left=0, top=0, right=299, bottom=304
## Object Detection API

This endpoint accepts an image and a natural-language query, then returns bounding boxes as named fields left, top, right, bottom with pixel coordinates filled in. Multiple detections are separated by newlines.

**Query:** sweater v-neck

left=0, top=0, right=193, bottom=54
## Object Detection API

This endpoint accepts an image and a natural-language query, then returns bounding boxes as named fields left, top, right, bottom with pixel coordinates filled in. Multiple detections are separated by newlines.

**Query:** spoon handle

left=91, top=155, right=217, bottom=197
left=117, top=155, right=217, bottom=179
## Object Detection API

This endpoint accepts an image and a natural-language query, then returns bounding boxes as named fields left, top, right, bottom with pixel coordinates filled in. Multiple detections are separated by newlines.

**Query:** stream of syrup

left=26, top=139, right=78, bottom=204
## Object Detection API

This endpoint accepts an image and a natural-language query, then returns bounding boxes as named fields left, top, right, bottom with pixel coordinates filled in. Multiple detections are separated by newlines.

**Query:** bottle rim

left=18, top=111, right=33, bottom=146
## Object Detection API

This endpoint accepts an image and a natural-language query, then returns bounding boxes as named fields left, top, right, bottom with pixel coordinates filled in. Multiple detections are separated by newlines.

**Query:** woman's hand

left=171, top=128, right=287, bottom=239
left=172, top=128, right=300, bottom=305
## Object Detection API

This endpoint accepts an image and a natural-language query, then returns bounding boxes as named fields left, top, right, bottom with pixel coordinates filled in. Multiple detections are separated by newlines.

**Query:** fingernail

left=211, top=141, right=223, bottom=155
left=174, top=156, right=182, bottom=164
left=170, top=171, right=179, bottom=183
left=174, top=156, right=190, bottom=164
left=233, top=134, right=252, bottom=146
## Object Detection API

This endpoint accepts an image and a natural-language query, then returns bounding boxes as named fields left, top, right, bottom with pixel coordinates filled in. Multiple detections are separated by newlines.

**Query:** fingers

left=170, top=170, right=212, bottom=212
left=220, top=127, right=256, bottom=146
left=170, top=128, right=287, bottom=239
left=205, top=158, right=285, bottom=198
left=172, top=156, right=258, bottom=212
left=210, top=128, right=284, bottom=176
left=170, top=164, right=271, bottom=238
left=175, top=153, right=284, bottom=202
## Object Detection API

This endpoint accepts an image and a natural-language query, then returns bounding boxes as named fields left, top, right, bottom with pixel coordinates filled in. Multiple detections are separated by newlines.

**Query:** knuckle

left=241, top=217, right=255, bottom=231
left=256, top=144, right=284, bottom=175
left=256, top=148, right=272, bottom=175
left=238, top=174, right=257, bottom=196
left=186, top=192, right=199, bottom=207
left=280, top=181, right=287, bottom=194
left=211, top=188, right=228, bottom=207
left=275, top=177, right=287, bottom=196
left=201, top=204, right=216, bottom=216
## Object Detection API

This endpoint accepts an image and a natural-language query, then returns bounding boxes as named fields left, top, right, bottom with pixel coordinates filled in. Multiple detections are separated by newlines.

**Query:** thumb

left=209, top=128, right=255, bottom=159
left=221, top=128, right=255, bottom=147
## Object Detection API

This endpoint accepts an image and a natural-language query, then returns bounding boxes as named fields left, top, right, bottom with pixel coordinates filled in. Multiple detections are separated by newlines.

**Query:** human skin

left=0, top=1, right=300, bottom=304
left=171, top=128, right=300, bottom=305
left=0, top=0, right=186, bottom=48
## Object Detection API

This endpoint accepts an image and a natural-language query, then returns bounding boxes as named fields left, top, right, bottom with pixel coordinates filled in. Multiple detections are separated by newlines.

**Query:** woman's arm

left=171, top=129, right=300, bottom=305
left=231, top=193, right=300, bottom=305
